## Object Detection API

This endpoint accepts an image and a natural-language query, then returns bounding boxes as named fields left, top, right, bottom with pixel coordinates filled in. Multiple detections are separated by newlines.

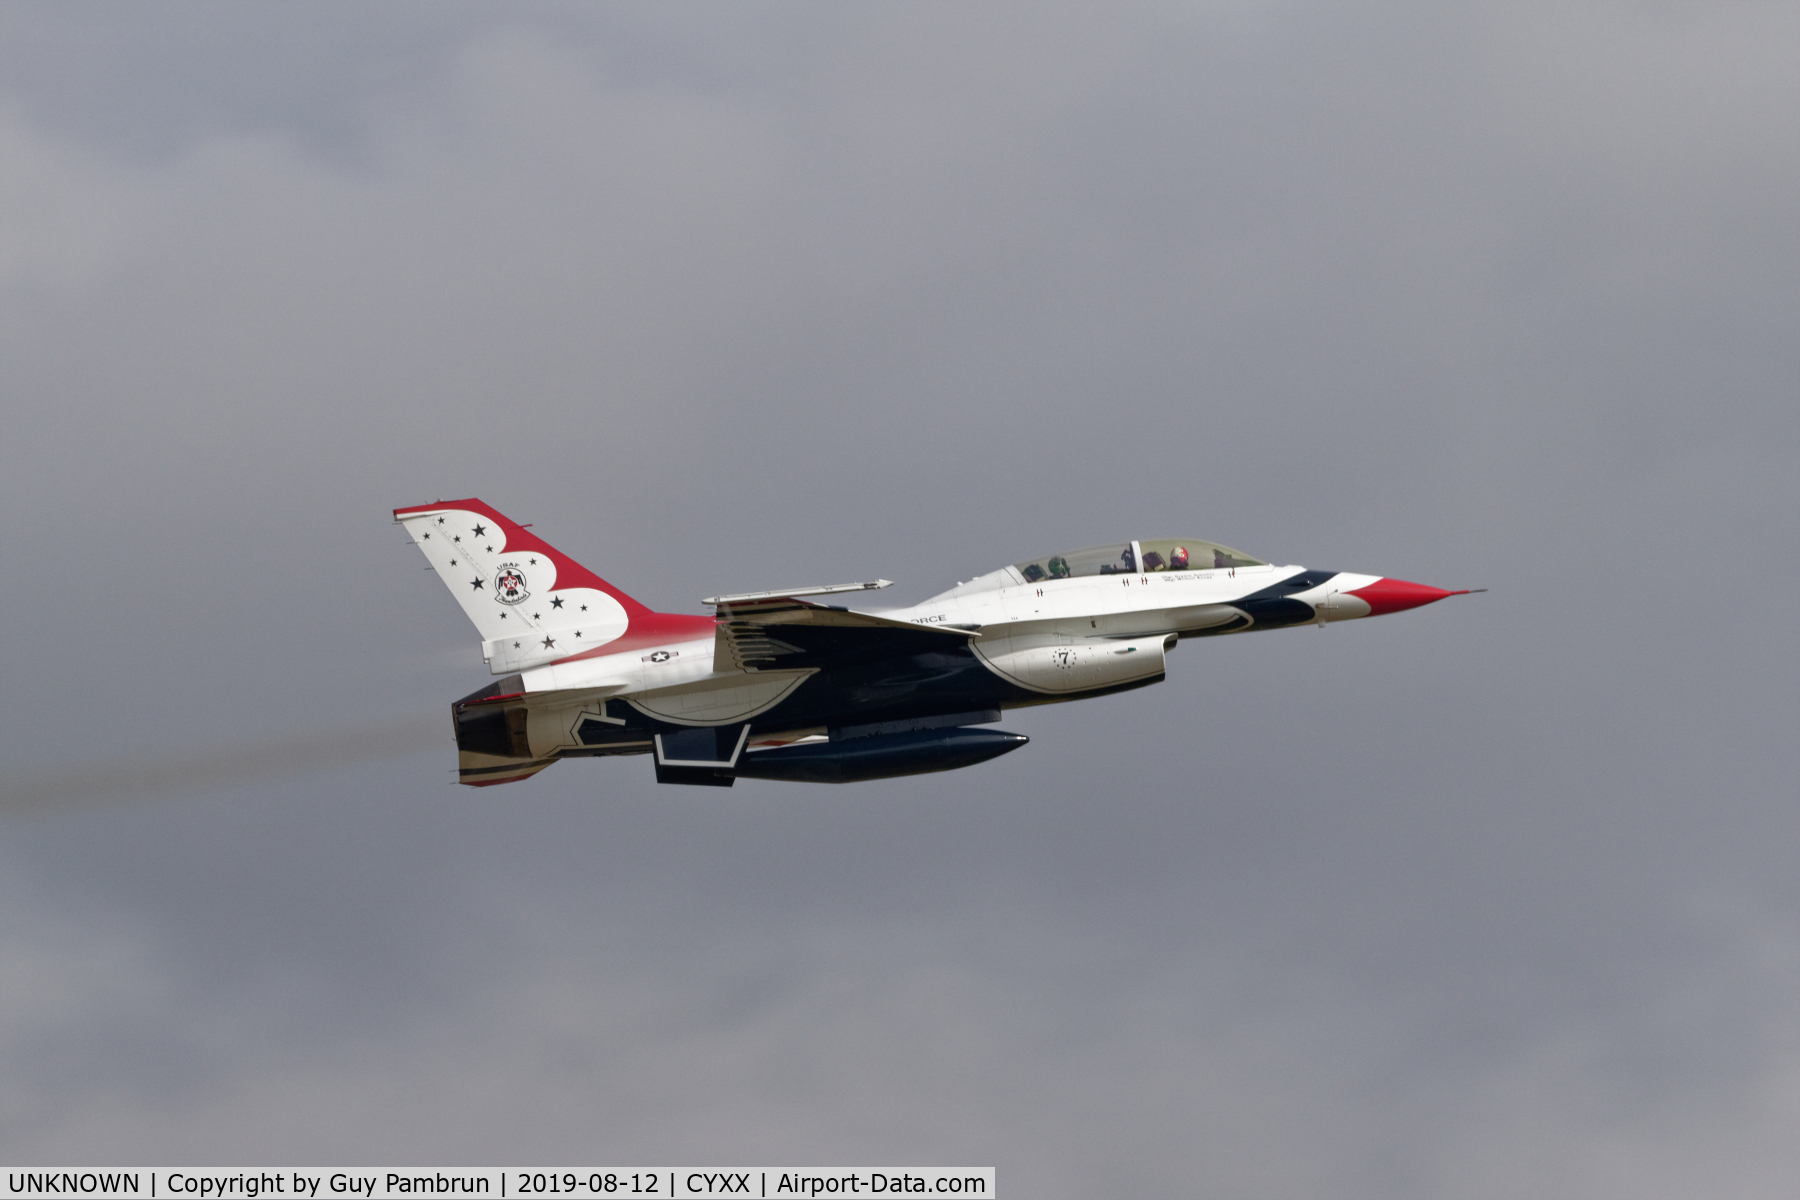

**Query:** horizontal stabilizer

left=457, top=751, right=557, bottom=787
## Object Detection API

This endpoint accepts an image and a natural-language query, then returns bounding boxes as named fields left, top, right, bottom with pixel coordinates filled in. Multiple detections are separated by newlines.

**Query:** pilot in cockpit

left=1099, top=546, right=1135, bottom=575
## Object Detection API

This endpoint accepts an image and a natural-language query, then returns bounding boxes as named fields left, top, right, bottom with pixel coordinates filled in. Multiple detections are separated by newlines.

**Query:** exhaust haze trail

left=0, top=713, right=446, bottom=820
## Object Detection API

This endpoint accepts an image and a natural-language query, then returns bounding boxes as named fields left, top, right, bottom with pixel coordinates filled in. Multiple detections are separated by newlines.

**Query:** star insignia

left=436, top=517, right=445, bottom=524
left=512, top=641, right=520, bottom=649
left=472, top=523, right=488, bottom=537
left=422, top=533, right=430, bottom=540
left=453, top=535, right=461, bottom=542
left=469, top=577, right=484, bottom=590
left=580, top=604, right=587, bottom=611
left=550, top=597, right=564, bottom=609
left=541, top=636, right=556, bottom=649
left=529, top=557, right=538, bottom=565
left=532, top=613, right=540, bottom=619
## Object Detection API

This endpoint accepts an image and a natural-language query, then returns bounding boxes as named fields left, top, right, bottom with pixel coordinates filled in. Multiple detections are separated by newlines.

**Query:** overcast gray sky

left=1, top=2, right=1796, bottom=1195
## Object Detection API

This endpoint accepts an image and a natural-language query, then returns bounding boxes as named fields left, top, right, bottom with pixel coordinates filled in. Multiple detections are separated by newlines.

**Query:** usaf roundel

left=493, top=564, right=530, bottom=605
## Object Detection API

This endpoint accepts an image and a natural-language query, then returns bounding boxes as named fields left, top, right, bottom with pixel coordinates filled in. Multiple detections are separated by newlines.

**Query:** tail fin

left=394, top=499, right=652, bottom=674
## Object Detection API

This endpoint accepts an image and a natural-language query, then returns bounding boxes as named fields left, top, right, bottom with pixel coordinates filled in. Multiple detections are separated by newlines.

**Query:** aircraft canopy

left=1013, top=539, right=1265, bottom=583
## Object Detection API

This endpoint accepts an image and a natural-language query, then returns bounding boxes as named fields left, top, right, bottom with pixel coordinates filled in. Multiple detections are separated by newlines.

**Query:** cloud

left=5, top=893, right=1798, bottom=1198
left=0, top=2, right=1794, bottom=1193
left=0, top=106, right=145, bottom=289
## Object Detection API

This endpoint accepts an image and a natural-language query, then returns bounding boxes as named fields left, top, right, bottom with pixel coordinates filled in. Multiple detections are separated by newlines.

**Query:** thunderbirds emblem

left=494, top=564, right=530, bottom=605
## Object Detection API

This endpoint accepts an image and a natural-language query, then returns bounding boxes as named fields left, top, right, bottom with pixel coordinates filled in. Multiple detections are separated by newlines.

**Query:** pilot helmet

left=1170, top=546, right=1189, bottom=569
left=1047, top=555, right=1070, bottom=578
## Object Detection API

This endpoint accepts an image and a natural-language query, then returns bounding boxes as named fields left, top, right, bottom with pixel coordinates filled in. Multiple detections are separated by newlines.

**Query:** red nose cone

left=1348, top=577, right=1462, bottom=616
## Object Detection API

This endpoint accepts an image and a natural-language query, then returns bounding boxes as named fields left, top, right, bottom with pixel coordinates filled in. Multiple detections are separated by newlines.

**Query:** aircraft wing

left=712, top=595, right=978, bottom=673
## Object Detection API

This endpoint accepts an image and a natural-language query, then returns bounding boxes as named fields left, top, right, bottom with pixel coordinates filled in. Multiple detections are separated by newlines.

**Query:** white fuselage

left=883, top=564, right=1379, bottom=635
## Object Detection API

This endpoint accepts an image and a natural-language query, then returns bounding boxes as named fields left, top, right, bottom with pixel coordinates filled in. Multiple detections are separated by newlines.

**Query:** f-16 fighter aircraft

left=395, top=499, right=1477, bottom=787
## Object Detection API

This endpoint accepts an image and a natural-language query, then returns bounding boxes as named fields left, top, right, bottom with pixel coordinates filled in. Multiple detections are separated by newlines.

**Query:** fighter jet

left=396, top=499, right=1478, bottom=787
